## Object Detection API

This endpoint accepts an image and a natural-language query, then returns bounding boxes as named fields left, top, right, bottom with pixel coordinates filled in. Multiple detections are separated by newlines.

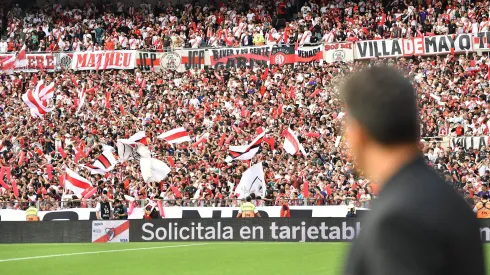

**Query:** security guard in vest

left=26, top=202, right=40, bottom=221
left=237, top=196, right=261, bottom=218
left=476, top=194, right=490, bottom=219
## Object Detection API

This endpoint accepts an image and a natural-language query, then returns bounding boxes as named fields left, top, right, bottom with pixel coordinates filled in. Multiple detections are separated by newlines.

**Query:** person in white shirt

left=301, top=4, right=311, bottom=18
left=0, top=40, right=7, bottom=53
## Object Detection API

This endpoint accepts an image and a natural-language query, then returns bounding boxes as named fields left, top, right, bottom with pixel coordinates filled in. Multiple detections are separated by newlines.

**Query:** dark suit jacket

left=344, top=156, right=484, bottom=275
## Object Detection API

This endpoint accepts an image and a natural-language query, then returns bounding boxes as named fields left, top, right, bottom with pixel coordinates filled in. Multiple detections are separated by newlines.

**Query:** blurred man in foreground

left=341, top=66, right=484, bottom=275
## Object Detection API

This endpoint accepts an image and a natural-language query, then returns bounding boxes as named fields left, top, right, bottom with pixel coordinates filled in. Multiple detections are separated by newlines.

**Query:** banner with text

left=324, top=43, right=355, bottom=63
left=135, top=49, right=206, bottom=72
left=0, top=53, right=73, bottom=72
left=294, top=45, right=324, bottom=64
left=450, top=136, right=490, bottom=151
left=71, top=50, right=136, bottom=71
left=354, top=34, right=474, bottom=59
left=209, top=45, right=272, bottom=69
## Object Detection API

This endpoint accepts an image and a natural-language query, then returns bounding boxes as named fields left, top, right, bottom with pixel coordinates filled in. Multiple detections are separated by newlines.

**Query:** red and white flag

left=1, top=55, right=16, bottom=74
left=64, top=168, right=92, bottom=196
left=22, top=80, right=55, bottom=118
left=84, top=150, right=117, bottom=175
left=283, top=128, right=307, bottom=156
left=157, top=127, right=191, bottom=144
left=15, top=44, right=27, bottom=68
left=225, top=131, right=265, bottom=162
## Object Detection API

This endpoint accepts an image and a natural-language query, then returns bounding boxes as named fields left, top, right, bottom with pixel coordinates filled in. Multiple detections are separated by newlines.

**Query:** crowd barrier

left=0, top=205, right=369, bottom=221
left=2, top=32, right=490, bottom=73
left=2, top=218, right=490, bottom=243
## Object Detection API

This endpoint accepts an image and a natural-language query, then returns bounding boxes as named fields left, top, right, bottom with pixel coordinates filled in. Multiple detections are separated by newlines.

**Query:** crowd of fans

left=3, top=0, right=490, bottom=53
left=0, top=0, right=490, bottom=213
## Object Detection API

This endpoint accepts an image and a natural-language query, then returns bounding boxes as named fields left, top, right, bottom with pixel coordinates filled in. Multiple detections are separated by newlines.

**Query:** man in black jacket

left=340, top=66, right=484, bottom=275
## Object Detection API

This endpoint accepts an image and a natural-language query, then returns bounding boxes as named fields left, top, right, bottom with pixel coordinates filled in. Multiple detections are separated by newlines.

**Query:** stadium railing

left=0, top=198, right=362, bottom=211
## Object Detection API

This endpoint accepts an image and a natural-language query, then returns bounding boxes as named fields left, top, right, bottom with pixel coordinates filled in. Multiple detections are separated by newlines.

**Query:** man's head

left=340, top=66, right=419, bottom=173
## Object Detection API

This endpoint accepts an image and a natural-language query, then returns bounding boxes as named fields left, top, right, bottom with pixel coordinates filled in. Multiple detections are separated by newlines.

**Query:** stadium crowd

left=0, top=0, right=490, bottom=213
left=3, top=0, right=490, bottom=52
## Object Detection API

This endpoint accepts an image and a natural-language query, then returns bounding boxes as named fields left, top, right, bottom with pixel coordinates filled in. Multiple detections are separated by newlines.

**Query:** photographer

left=346, top=205, right=356, bottom=218
left=112, top=199, right=128, bottom=220
left=95, top=191, right=111, bottom=220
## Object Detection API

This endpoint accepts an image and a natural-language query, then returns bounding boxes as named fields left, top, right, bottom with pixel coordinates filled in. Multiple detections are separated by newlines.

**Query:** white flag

left=235, top=162, right=265, bottom=199
left=140, top=158, right=171, bottom=183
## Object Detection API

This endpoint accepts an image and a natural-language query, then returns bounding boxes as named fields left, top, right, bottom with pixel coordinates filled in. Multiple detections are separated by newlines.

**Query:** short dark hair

left=340, top=66, right=419, bottom=145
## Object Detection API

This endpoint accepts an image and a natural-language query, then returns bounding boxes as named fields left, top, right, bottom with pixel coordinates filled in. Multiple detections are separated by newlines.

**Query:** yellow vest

left=26, top=206, right=38, bottom=217
left=240, top=202, right=255, bottom=218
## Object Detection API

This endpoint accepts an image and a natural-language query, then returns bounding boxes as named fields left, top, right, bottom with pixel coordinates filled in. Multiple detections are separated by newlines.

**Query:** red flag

left=0, top=178, right=9, bottom=190
left=232, top=125, right=241, bottom=133
left=192, top=138, right=207, bottom=147
left=83, top=186, right=97, bottom=199
left=256, top=127, right=264, bottom=135
left=5, top=167, right=11, bottom=181
left=58, top=147, right=67, bottom=158
left=18, top=151, right=26, bottom=166
left=310, top=89, right=322, bottom=98
left=71, top=75, right=78, bottom=87
left=157, top=200, right=165, bottom=217
left=47, top=164, right=53, bottom=180
left=119, top=103, right=125, bottom=115
left=261, top=68, right=269, bottom=80
left=167, top=156, right=175, bottom=167
left=277, top=104, right=283, bottom=116
left=289, top=87, right=296, bottom=99
left=218, top=133, right=227, bottom=147
left=305, top=132, right=321, bottom=138
left=11, top=180, right=19, bottom=197
left=159, top=103, right=164, bottom=114
left=32, top=74, right=38, bottom=86
left=59, top=175, right=65, bottom=187
left=260, top=86, right=266, bottom=96
left=264, top=136, right=275, bottom=150
left=225, top=135, right=234, bottom=144
left=74, top=150, right=82, bottom=163
left=450, top=47, right=455, bottom=56
left=105, top=92, right=111, bottom=109
left=303, top=179, right=309, bottom=198
left=192, top=21, right=197, bottom=32
left=171, top=186, right=182, bottom=198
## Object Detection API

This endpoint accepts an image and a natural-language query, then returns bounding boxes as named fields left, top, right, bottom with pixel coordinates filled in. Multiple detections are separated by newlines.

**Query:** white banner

left=354, top=34, right=473, bottom=59
left=135, top=49, right=206, bottom=72
left=92, top=220, right=129, bottom=243
left=0, top=205, right=366, bottom=221
left=450, top=136, right=490, bottom=150
left=324, top=43, right=354, bottom=63
left=71, top=50, right=136, bottom=70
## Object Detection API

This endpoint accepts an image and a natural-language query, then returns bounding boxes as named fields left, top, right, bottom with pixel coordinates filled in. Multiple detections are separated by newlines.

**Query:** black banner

left=270, top=46, right=295, bottom=66
left=1, top=218, right=490, bottom=243
left=209, top=46, right=271, bottom=69
left=132, top=218, right=361, bottom=242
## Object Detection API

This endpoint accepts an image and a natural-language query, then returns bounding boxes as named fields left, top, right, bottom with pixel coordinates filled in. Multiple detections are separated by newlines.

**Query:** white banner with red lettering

left=71, top=50, right=136, bottom=71
left=0, top=53, right=73, bottom=72
left=324, top=43, right=354, bottom=63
